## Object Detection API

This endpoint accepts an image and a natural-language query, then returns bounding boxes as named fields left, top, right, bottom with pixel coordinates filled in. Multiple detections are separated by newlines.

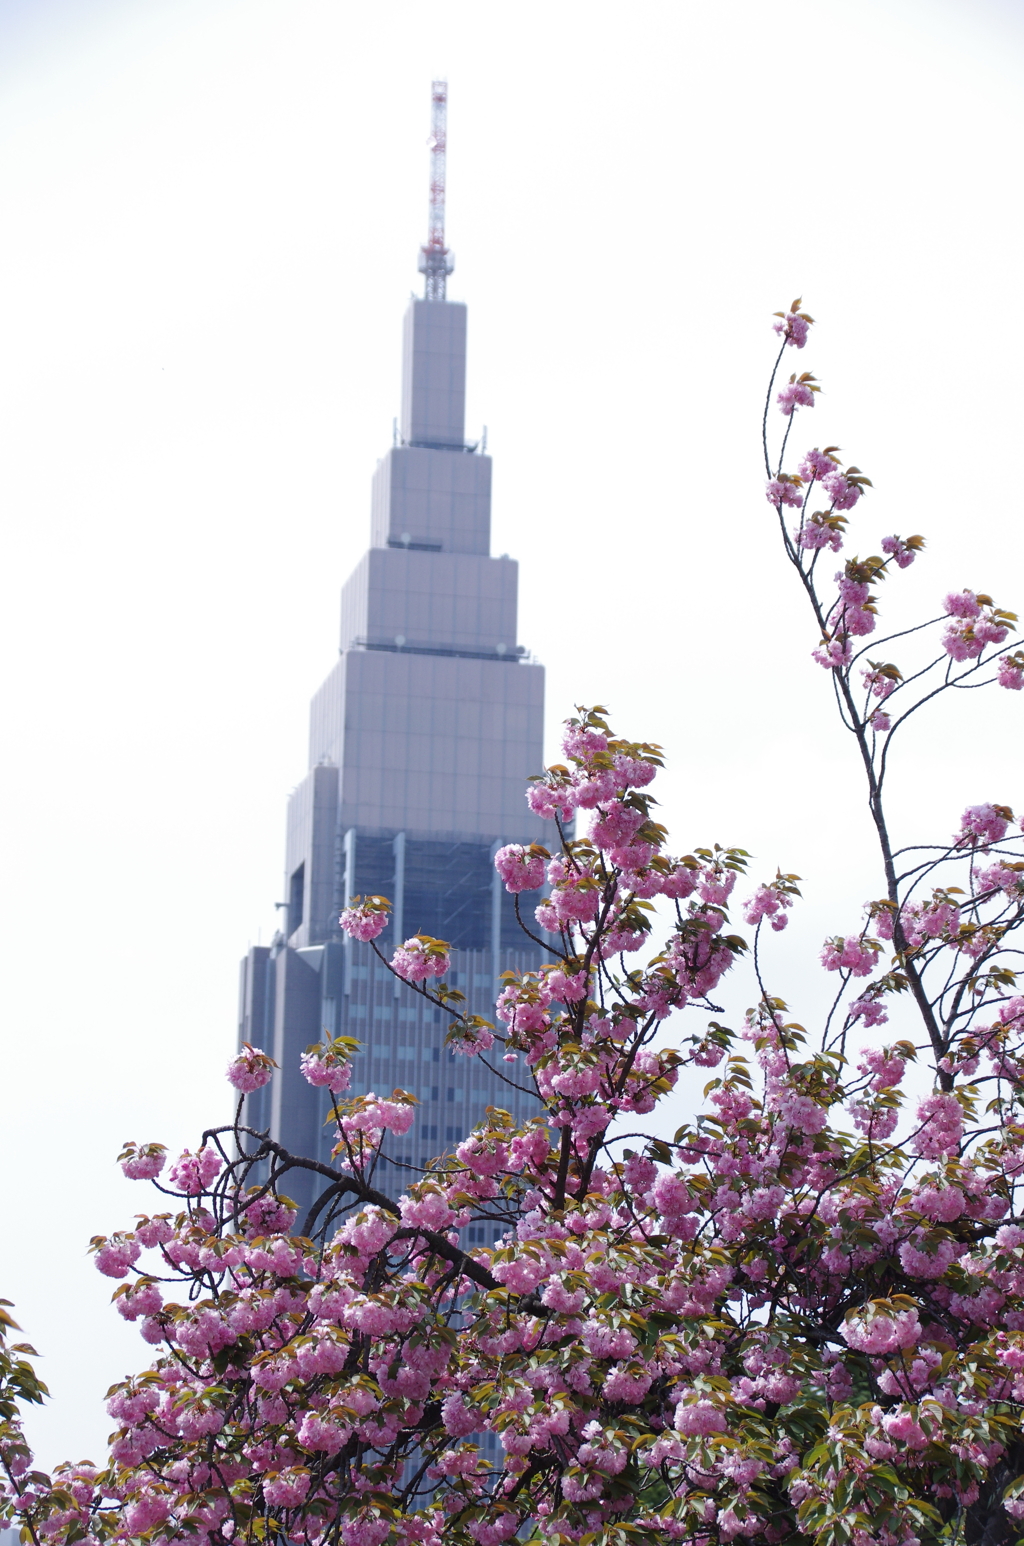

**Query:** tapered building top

left=237, top=80, right=547, bottom=1212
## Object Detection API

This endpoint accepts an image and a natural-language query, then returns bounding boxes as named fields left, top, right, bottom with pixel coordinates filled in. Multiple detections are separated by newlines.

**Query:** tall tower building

left=237, top=85, right=547, bottom=1212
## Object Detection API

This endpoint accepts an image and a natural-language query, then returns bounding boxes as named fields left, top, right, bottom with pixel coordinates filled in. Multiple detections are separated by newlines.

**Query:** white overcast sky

left=1, top=0, right=1023, bottom=1465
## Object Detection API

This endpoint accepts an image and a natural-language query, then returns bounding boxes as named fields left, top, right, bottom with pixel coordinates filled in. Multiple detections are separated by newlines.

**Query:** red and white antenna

left=418, top=80, right=454, bottom=301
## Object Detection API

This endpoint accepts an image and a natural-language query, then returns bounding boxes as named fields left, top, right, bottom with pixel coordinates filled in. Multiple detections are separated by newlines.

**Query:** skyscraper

left=236, top=85, right=547, bottom=1214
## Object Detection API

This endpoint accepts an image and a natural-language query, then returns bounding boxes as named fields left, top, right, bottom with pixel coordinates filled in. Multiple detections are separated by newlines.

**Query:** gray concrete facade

left=238, top=281, right=548, bottom=1216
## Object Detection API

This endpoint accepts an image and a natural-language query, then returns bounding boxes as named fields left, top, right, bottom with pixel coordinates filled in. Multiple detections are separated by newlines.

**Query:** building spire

left=418, top=80, right=454, bottom=302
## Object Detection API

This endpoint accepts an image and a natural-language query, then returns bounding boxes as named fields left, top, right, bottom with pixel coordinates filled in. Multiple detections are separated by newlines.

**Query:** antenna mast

left=418, top=80, right=454, bottom=302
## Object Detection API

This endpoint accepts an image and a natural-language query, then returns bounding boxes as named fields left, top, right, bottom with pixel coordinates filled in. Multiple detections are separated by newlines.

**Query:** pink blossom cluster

left=339, top=897, right=389, bottom=942
left=773, top=309, right=811, bottom=349
left=391, top=936, right=450, bottom=982
left=857, top=1046, right=906, bottom=1090
left=863, top=665, right=898, bottom=700
left=812, top=636, right=853, bottom=672
left=831, top=570, right=876, bottom=638
left=942, top=589, right=1010, bottom=662
left=167, top=1146, right=223, bottom=1195
left=493, top=843, right=547, bottom=893
left=820, top=468, right=862, bottom=511
left=777, top=377, right=816, bottom=416
left=898, top=896, right=961, bottom=948
left=849, top=995, right=889, bottom=1028
left=956, top=802, right=1012, bottom=848
left=881, top=534, right=916, bottom=569
left=998, top=652, right=1024, bottom=690
left=798, top=447, right=838, bottom=482
left=742, top=883, right=792, bottom=932
left=843, top=1305, right=921, bottom=1355
left=820, top=935, right=880, bottom=977
left=118, top=1142, right=167, bottom=1181
left=766, top=476, right=803, bottom=509
left=300, top=1043, right=353, bottom=1094
left=227, top=1044, right=276, bottom=1094
left=911, top=1092, right=963, bottom=1159
left=796, top=512, right=844, bottom=552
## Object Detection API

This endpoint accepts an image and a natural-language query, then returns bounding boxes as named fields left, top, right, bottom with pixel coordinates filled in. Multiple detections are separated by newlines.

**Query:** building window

left=288, top=863, right=305, bottom=936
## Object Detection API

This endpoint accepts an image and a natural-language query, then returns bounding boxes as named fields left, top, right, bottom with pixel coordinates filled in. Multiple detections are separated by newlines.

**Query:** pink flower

left=603, top=1363, right=654, bottom=1402
left=93, top=1233, right=141, bottom=1279
left=391, top=935, right=449, bottom=981
left=590, top=803, right=645, bottom=849
left=777, top=1092, right=828, bottom=1135
left=697, top=868, right=736, bottom=906
left=881, top=535, right=916, bottom=568
left=441, top=1393, right=480, bottom=1438
left=858, top=1046, right=904, bottom=1089
left=362, top=1095, right=415, bottom=1136
left=340, top=898, right=389, bottom=942
left=956, top=803, right=1010, bottom=847
left=263, top=1468, right=311, bottom=1509
left=843, top=1306, right=921, bottom=1354
left=820, top=936, right=879, bottom=977
left=168, top=1145, right=223, bottom=1195
left=549, top=878, right=600, bottom=924
left=777, top=380, right=816, bottom=416
left=661, top=862, right=699, bottom=899
left=813, top=637, right=853, bottom=672
left=881, top=1411, right=928, bottom=1449
left=674, top=1398, right=727, bottom=1436
left=911, top=1185, right=964, bottom=1223
left=797, top=515, right=843, bottom=552
left=944, top=590, right=982, bottom=620
left=766, top=478, right=803, bottom=508
left=562, top=725, right=608, bottom=760
left=134, top=1215, right=173, bottom=1248
left=862, top=666, right=897, bottom=700
left=300, top=1047, right=352, bottom=1094
left=849, top=1101, right=899, bottom=1139
left=296, top=1412, right=350, bottom=1455
left=118, top=1143, right=166, bottom=1181
left=911, top=1093, right=963, bottom=1159
left=496, top=984, right=550, bottom=1030
left=898, top=1231, right=961, bottom=1279
left=571, top=769, right=618, bottom=807
left=613, top=752, right=658, bottom=789
left=1000, top=996, right=1024, bottom=1028
left=773, top=311, right=810, bottom=348
left=976, top=616, right=1009, bottom=646
left=849, top=996, right=889, bottom=1029
left=116, top=1280, right=163, bottom=1321
left=494, top=844, right=546, bottom=893
left=124, top=1494, right=171, bottom=1534
left=227, top=1044, right=276, bottom=1094
left=799, top=448, right=838, bottom=481
left=943, top=621, right=984, bottom=662
left=240, top=1193, right=297, bottom=1235
left=545, top=968, right=588, bottom=1003
left=742, top=885, right=791, bottom=931
left=998, top=656, right=1024, bottom=690
left=399, top=1190, right=456, bottom=1232
left=870, top=710, right=891, bottom=733
left=822, top=470, right=861, bottom=511
left=526, top=781, right=574, bottom=821
left=978, top=861, right=1021, bottom=896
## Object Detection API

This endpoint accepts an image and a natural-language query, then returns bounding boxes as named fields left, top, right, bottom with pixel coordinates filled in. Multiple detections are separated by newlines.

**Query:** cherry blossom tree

left=5, top=303, right=1024, bottom=1546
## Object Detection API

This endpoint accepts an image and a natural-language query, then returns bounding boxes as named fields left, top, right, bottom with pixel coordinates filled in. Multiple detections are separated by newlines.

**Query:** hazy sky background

left=2, top=0, right=1023, bottom=1464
